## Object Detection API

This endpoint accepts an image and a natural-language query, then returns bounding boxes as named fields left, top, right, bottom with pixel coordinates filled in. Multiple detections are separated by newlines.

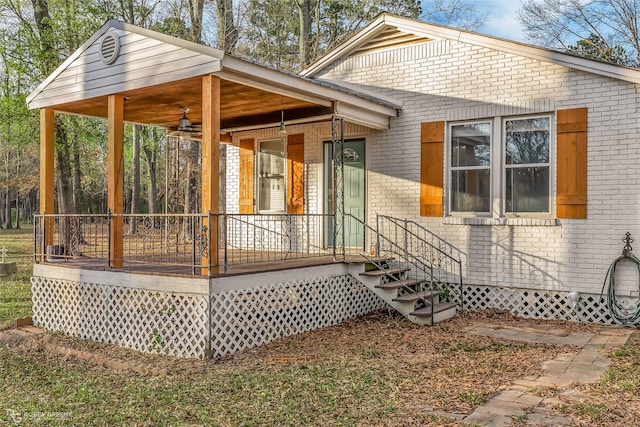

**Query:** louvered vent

left=99, top=31, right=120, bottom=65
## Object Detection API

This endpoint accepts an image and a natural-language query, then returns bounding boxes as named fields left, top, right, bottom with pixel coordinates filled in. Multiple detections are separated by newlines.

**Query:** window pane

left=505, top=117, right=549, bottom=165
left=451, top=122, right=491, bottom=167
left=258, top=139, right=285, bottom=212
left=506, top=166, right=549, bottom=212
left=451, top=169, right=491, bottom=212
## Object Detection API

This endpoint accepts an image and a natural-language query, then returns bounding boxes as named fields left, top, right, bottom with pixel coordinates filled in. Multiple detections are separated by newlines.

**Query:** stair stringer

left=347, top=263, right=445, bottom=326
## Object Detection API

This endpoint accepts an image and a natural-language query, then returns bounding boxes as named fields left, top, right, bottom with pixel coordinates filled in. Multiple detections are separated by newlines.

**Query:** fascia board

left=389, top=15, right=640, bottom=84
left=27, top=19, right=226, bottom=109
left=219, top=56, right=398, bottom=118
left=304, top=13, right=640, bottom=84
left=335, top=101, right=390, bottom=130
left=26, top=20, right=114, bottom=107
left=300, top=15, right=389, bottom=77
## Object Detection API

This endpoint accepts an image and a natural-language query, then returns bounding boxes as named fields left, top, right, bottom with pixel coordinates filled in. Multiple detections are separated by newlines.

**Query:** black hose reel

left=600, top=232, right=640, bottom=326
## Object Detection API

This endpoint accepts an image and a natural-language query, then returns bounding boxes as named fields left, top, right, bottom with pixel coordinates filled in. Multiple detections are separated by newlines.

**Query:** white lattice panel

left=209, top=275, right=384, bottom=358
left=449, top=284, right=637, bottom=324
left=31, top=276, right=208, bottom=358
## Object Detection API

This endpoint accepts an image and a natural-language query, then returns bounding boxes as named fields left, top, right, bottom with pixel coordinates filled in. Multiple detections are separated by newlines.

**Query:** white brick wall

left=313, top=39, right=640, bottom=298
left=226, top=38, right=640, bottom=300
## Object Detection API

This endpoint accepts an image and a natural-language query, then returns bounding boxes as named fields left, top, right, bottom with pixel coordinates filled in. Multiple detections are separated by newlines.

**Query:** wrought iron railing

left=34, top=213, right=350, bottom=275
left=34, top=213, right=210, bottom=274
left=221, top=214, right=335, bottom=267
left=375, top=214, right=464, bottom=310
left=33, top=213, right=463, bottom=295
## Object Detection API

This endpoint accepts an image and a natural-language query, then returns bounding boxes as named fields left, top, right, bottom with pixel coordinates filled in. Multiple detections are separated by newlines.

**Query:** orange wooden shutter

left=420, top=121, right=444, bottom=217
left=239, top=138, right=255, bottom=214
left=556, top=108, right=587, bottom=219
left=287, top=134, right=305, bottom=214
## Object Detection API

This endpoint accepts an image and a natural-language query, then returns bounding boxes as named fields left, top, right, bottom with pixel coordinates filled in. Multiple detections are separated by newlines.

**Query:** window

left=505, top=117, right=550, bottom=213
left=448, top=115, right=552, bottom=216
left=257, top=139, right=286, bottom=212
left=450, top=121, right=492, bottom=213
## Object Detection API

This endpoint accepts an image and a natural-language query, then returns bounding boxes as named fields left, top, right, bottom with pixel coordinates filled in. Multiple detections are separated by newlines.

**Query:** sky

left=476, top=0, right=527, bottom=42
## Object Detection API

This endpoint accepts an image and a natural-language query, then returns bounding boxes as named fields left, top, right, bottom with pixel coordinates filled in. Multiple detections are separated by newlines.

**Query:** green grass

left=0, top=226, right=33, bottom=328
left=0, top=350, right=397, bottom=426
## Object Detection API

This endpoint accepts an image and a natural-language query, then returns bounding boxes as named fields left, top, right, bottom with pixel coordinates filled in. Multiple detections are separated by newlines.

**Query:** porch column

left=39, top=108, right=55, bottom=261
left=108, top=95, right=124, bottom=268
left=201, top=75, right=220, bottom=275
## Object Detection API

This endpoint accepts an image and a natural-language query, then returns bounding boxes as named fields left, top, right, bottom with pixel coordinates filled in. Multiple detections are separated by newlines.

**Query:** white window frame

left=447, top=119, right=493, bottom=216
left=257, top=138, right=287, bottom=214
left=446, top=113, right=554, bottom=218
left=502, top=115, right=553, bottom=216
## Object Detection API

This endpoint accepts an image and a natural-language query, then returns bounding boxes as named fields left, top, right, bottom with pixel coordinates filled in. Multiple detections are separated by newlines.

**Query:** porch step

left=392, top=290, right=442, bottom=303
left=375, top=279, right=424, bottom=290
left=360, top=267, right=410, bottom=277
left=411, top=302, right=457, bottom=318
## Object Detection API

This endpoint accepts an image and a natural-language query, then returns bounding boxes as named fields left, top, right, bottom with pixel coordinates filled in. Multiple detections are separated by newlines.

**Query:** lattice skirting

left=449, top=284, right=637, bottom=325
left=31, top=277, right=209, bottom=358
left=31, top=274, right=384, bottom=359
left=209, top=275, right=384, bottom=358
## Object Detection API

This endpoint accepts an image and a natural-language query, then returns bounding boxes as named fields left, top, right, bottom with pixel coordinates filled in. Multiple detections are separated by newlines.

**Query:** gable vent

left=99, top=31, right=121, bottom=65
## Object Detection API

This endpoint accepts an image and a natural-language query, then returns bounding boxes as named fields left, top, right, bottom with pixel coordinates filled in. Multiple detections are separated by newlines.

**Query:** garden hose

left=600, top=233, right=640, bottom=326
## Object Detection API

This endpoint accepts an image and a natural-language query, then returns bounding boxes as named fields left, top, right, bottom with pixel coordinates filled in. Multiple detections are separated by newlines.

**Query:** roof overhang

left=27, top=20, right=398, bottom=131
left=302, top=13, right=640, bottom=85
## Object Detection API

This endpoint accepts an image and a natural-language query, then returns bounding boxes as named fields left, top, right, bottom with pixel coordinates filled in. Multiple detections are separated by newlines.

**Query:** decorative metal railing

left=34, top=212, right=357, bottom=275
left=375, top=214, right=464, bottom=310
left=33, top=212, right=463, bottom=294
left=221, top=214, right=335, bottom=267
left=34, top=213, right=210, bottom=274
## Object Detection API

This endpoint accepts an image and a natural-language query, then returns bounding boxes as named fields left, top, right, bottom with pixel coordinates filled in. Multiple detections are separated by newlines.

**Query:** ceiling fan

left=169, top=107, right=202, bottom=140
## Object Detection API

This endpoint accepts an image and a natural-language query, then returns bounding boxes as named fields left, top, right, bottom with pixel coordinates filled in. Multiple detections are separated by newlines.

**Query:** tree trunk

left=72, top=137, right=83, bottom=212
left=14, top=190, right=20, bottom=229
left=217, top=0, right=238, bottom=53
left=55, top=122, right=80, bottom=255
left=3, top=188, right=11, bottom=229
left=143, top=140, right=158, bottom=214
left=297, top=0, right=312, bottom=69
left=130, top=124, right=141, bottom=233
left=187, top=0, right=205, bottom=43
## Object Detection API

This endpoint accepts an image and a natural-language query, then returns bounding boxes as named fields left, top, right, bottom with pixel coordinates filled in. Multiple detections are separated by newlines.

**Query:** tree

left=216, top=0, right=238, bottom=52
left=237, top=0, right=486, bottom=71
left=519, top=0, right=640, bottom=66
left=567, top=33, right=632, bottom=65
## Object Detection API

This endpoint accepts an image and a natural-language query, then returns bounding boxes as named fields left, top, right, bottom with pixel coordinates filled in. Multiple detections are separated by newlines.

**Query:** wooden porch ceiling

left=48, top=75, right=333, bottom=131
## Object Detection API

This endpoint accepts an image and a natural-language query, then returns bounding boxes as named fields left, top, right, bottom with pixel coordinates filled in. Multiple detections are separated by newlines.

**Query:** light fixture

left=279, top=110, right=287, bottom=137
left=177, top=107, right=193, bottom=131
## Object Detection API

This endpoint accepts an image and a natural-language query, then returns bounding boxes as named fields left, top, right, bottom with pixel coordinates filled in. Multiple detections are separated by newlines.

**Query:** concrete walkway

left=459, top=322, right=635, bottom=426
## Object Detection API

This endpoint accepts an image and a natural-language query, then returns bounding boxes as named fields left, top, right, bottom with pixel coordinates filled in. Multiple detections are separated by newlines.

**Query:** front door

left=324, top=140, right=365, bottom=249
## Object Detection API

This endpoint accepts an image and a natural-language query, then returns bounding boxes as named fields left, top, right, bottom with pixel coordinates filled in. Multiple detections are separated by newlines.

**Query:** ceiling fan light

left=177, top=108, right=192, bottom=131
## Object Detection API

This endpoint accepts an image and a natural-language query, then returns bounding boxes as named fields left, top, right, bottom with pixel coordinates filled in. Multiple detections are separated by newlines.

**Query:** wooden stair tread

left=392, top=290, right=442, bottom=302
left=410, top=302, right=457, bottom=317
left=345, top=255, right=394, bottom=264
left=375, top=279, right=423, bottom=290
left=360, top=267, right=410, bottom=277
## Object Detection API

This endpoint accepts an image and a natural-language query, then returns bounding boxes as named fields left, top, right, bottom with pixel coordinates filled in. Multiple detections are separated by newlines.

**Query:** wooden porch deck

left=38, top=251, right=378, bottom=278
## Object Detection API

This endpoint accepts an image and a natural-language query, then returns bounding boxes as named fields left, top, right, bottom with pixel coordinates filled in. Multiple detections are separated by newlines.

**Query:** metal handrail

left=376, top=214, right=464, bottom=312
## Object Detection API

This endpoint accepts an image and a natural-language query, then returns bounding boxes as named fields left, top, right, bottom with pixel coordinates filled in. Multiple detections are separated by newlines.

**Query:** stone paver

left=454, top=323, right=635, bottom=426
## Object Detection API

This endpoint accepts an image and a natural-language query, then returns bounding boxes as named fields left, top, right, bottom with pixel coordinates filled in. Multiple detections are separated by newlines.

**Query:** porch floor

left=37, top=251, right=379, bottom=277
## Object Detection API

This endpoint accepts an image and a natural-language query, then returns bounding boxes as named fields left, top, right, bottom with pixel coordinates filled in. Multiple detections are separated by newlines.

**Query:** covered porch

left=28, top=19, right=399, bottom=278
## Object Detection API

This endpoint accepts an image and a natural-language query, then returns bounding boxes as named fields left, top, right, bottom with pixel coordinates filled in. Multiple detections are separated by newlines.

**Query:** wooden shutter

left=287, top=134, right=304, bottom=214
left=556, top=108, right=587, bottom=219
left=420, top=121, right=444, bottom=217
left=239, top=138, right=254, bottom=214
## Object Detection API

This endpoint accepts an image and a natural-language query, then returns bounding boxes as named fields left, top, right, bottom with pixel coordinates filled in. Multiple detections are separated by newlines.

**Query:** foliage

left=567, top=33, right=633, bottom=65
left=519, top=0, right=640, bottom=66
left=0, top=227, right=33, bottom=328
left=0, top=0, right=488, bottom=223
